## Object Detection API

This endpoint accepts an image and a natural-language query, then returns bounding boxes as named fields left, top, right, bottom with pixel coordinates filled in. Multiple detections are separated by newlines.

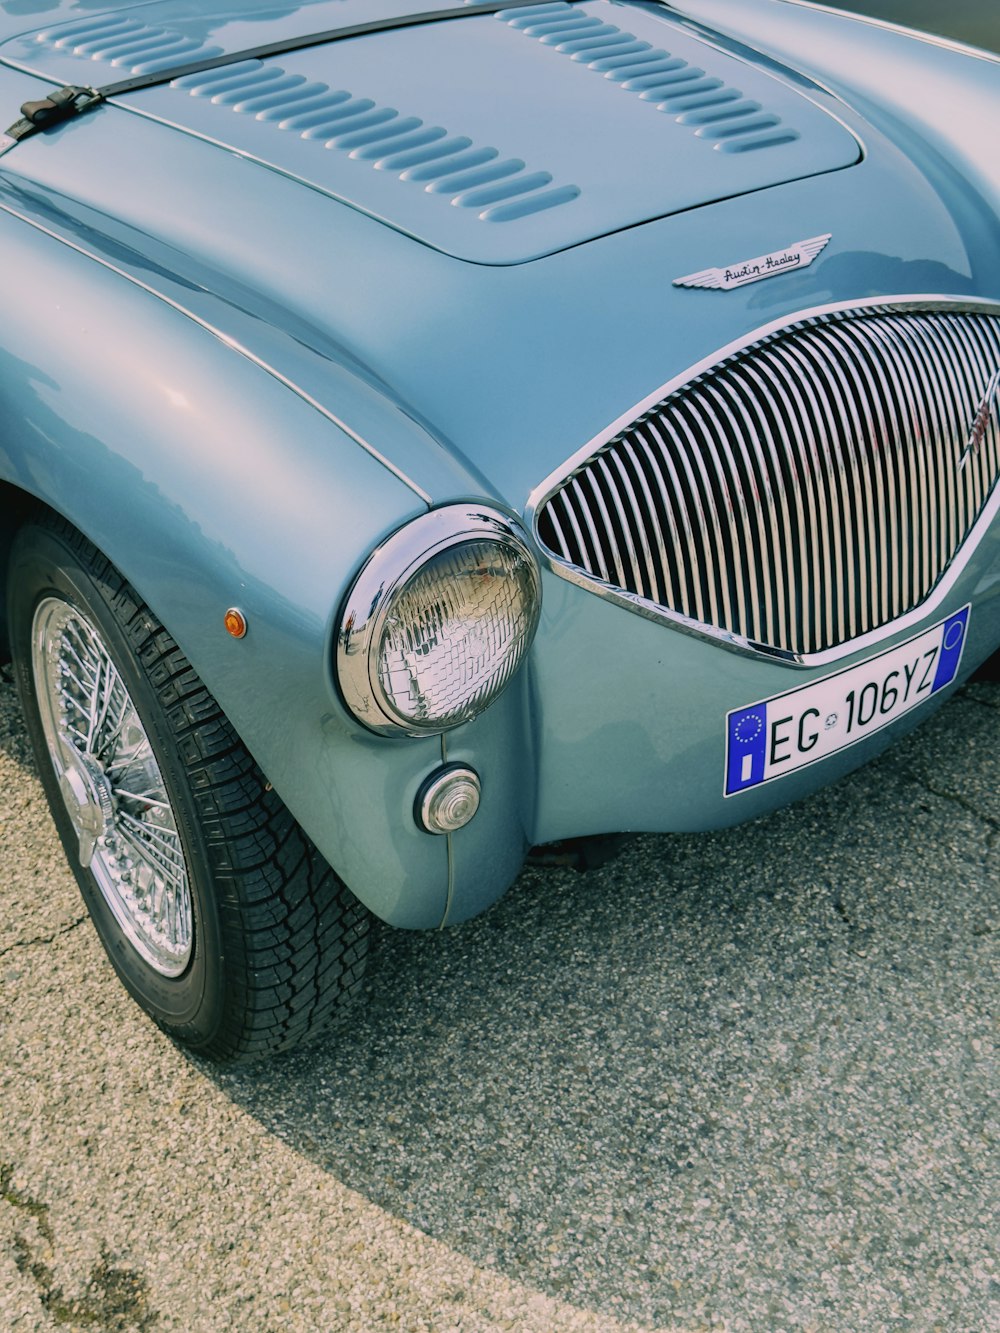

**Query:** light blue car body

left=1, top=0, right=997, bottom=927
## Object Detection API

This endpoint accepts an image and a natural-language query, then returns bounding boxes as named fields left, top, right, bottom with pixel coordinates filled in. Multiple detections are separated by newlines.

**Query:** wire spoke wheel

left=32, top=597, right=193, bottom=976
left=9, top=518, right=369, bottom=1061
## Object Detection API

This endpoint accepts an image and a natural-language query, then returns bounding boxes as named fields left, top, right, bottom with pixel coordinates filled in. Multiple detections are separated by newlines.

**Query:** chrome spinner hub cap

left=32, top=598, right=193, bottom=977
left=56, top=750, right=114, bottom=868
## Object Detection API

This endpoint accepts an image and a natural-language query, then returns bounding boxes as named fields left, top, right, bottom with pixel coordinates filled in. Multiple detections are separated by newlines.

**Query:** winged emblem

left=960, top=367, right=1000, bottom=469
left=674, top=234, right=832, bottom=290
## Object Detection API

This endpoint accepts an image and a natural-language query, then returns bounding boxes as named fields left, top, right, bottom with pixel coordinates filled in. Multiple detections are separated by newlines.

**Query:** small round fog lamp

left=416, top=764, right=481, bottom=835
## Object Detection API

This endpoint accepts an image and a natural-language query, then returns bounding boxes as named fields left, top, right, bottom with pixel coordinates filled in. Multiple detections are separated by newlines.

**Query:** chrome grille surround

left=529, top=298, right=1000, bottom=665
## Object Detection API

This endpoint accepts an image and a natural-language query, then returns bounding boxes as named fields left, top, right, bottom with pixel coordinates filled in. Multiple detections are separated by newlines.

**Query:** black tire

left=971, top=647, right=1000, bottom=682
left=7, top=517, right=369, bottom=1062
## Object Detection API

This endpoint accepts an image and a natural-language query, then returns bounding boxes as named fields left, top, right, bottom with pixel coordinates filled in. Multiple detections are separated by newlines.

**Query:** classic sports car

left=1, top=0, right=997, bottom=1061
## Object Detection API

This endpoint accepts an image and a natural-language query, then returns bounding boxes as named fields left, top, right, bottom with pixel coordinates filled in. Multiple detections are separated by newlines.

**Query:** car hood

left=0, top=0, right=860, bottom=263
left=2, top=0, right=989, bottom=517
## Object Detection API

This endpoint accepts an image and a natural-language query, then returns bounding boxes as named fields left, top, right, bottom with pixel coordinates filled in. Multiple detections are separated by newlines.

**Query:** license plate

left=724, top=606, right=970, bottom=796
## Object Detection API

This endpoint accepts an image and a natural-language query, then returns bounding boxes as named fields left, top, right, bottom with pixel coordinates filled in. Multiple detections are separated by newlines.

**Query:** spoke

left=92, top=659, right=128, bottom=758
left=113, top=788, right=172, bottom=814
left=168, top=879, right=189, bottom=945
left=56, top=628, right=106, bottom=750
left=64, top=721, right=89, bottom=746
left=58, top=661, right=94, bottom=702
left=105, top=750, right=149, bottom=778
left=118, top=832, right=188, bottom=908
left=117, top=808, right=180, bottom=849
left=149, top=865, right=169, bottom=930
left=84, top=644, right=117, bottom=753
left=58, top=678, right=98, bottom=735
left=93, top=699, right=136, bottom=765
left=118, top=814, right=187, bottom=895
left=60, top=635, right=98, bottom=686
left=59, top=694, right=92, bottom=731
left=83, top=655, right=103, bottom=751
left=33, top=596, right=194, bottom=976
left=118, top=815, right=185, bottom=879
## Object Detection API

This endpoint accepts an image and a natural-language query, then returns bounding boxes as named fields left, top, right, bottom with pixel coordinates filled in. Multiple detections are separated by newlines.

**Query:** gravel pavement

left=1, top=664, right=997, bottom=1333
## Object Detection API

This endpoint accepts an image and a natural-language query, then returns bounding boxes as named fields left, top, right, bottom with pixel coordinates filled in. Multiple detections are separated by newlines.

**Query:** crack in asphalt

left=914, top=779, right=999, bottom=833
left=0, top=915, right=87, bottom=961
left=909, top=775, right=1000, bottom=862
left=2, top=1163, right=159, bottom=1331
left=963, top=693, right=999, bottom=712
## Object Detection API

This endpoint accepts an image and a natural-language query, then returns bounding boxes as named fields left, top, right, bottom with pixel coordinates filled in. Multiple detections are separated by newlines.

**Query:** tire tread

left=23, top=517, right=369, bottom=1062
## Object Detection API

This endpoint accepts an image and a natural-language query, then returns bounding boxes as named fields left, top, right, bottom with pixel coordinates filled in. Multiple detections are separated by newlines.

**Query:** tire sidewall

left=8, top=523, right=228, bottom=1048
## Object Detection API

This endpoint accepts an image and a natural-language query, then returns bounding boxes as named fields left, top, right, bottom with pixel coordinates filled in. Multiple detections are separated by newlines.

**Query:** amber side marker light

left=224, top=607, right=248, bottom=639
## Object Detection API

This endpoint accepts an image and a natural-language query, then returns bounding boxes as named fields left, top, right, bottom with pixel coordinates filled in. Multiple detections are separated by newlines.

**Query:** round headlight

left=337, top=506, right=541, bottom=736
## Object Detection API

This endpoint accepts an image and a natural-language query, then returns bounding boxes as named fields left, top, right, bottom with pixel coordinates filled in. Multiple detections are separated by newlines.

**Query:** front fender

left=0, top=205, right=469, bottom=926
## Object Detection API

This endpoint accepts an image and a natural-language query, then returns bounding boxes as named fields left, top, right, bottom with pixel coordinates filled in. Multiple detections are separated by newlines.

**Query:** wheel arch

left=0, top=480, right=46, bottom=662
left=7, top=513, right=371, bottom=1061
left=0, top=206, right=497, bottom=928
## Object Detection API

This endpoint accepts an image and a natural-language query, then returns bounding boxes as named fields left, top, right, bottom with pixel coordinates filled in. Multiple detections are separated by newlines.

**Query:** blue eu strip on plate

left=724, top=606, right=970, bottom=796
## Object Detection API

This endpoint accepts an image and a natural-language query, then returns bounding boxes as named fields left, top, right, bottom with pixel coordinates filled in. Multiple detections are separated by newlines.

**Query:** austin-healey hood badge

left=674, top=234, right=832, bottom=290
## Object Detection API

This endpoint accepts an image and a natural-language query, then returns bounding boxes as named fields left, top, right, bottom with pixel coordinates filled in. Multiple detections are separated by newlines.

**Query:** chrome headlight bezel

left=336, top=504, right=541, bottom=737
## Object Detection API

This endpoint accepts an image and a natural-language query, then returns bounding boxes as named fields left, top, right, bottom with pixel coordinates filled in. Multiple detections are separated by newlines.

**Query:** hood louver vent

left=28, top=13, right=222, bottom=74
left=3, top=0, right=860, bottom=263
left=172, top=61, right=581, bottom=223
left=502, top=2, right=799, bottom=152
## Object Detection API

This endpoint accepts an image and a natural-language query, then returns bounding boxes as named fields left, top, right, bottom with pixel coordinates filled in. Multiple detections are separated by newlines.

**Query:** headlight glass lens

left=337, top=507, right=542, bottom=736
left=377, top=538, right=538, bottom=730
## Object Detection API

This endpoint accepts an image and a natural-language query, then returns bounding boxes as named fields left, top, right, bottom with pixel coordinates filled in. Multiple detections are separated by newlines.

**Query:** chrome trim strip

left=528, top=297, right=1000, bottom=514
left=526, top=295, right=1000, bottom=668
left=536, top=485, right=999, bottom=669
left=336, top=503, right=541, bottom=736
left=606, top=445, right=657, bottom=601
left=0, top=198, right=435, bottom=505
left=776, top=0, right=1000, bottom=64
left=633, top=427, right=684, bottom=608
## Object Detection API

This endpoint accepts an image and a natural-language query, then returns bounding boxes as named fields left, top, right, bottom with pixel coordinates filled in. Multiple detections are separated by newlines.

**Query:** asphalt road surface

left=2, top=659, right=997, bottom=1332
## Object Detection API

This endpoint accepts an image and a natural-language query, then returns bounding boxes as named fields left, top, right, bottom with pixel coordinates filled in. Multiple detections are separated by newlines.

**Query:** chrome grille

left=536, top=308, right=1000, bottom=658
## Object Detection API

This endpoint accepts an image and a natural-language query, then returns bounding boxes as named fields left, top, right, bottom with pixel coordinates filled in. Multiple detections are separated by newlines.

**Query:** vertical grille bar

left=536, top=309, right=1000, bottom=657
